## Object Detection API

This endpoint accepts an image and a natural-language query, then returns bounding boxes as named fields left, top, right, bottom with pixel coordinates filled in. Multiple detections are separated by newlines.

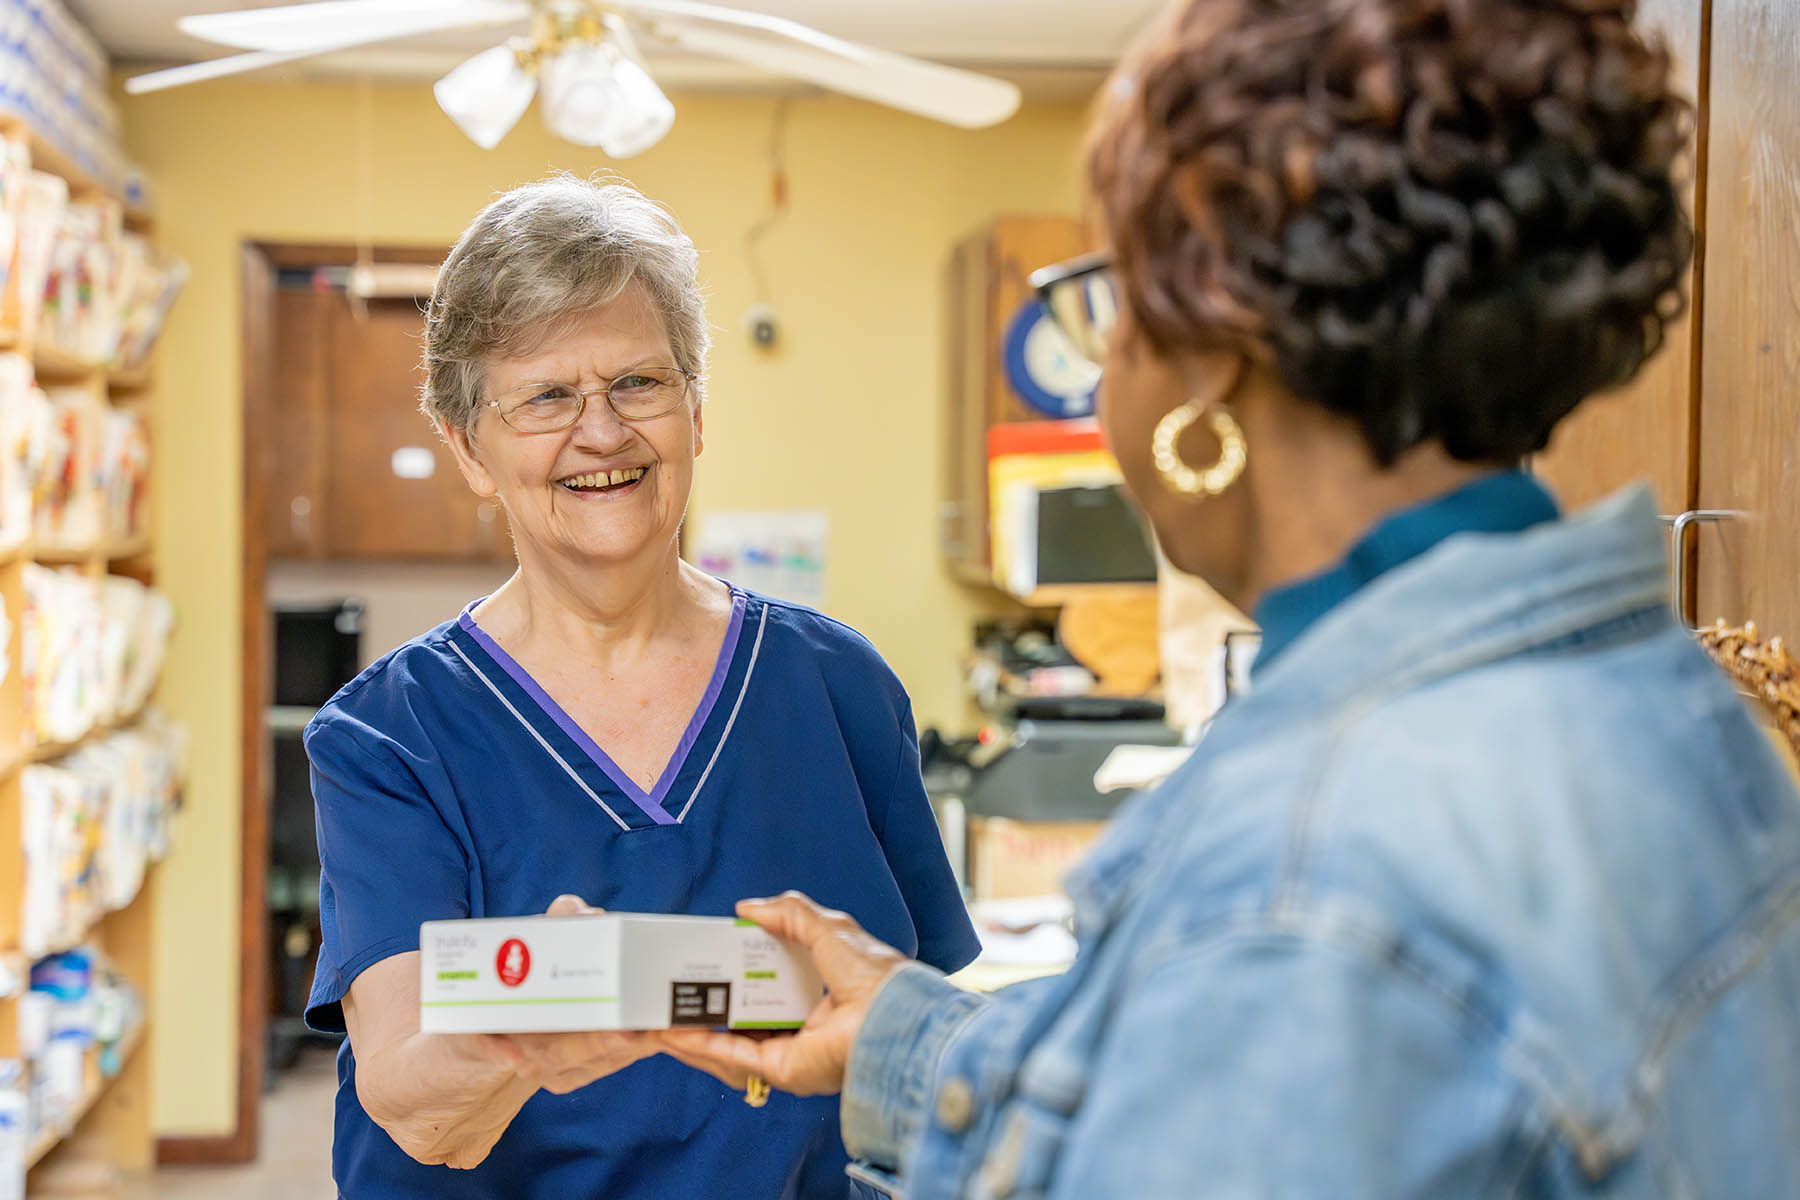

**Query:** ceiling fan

left=125, top=0, right=1024, bottom=157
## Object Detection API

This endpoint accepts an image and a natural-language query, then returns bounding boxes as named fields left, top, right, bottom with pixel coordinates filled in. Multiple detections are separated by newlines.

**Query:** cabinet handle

left=939, top=500, right=964, bottom=558
left=1661, top=509, right=1739, bottom=628
left=289, top=496, right=312, bottom=542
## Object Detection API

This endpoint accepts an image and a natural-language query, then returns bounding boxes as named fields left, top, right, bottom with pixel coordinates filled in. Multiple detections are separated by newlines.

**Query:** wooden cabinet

left=266, top=289, right=328, bottom=559
left=943, top=216, right=1094, bottom=582
left=1536, top=0, right=1800, bottom=636
left=1535, top=0, right=1702, bottom=516
left=1692, top=0, right=1800, bottom=638
left=262, top=278, right=509, bottom=563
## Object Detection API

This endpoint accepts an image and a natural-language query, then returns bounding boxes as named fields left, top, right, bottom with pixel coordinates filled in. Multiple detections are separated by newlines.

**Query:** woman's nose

left=570, top=391, right=632, bottom=446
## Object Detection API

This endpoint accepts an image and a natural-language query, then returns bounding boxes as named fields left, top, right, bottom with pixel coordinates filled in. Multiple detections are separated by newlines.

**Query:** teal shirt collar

left=1251, top=470, right=1560, bottom=674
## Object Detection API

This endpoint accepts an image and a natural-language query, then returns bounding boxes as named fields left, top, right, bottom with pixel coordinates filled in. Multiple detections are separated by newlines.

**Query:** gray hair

left=421, top=175, right=710, bottom=432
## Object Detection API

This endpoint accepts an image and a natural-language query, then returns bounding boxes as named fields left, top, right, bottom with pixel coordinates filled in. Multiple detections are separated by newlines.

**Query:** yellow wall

left=120, top=79, right=1088, bottom=1135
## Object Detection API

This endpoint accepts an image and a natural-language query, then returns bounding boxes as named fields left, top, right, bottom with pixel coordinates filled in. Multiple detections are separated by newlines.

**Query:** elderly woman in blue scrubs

left=301, top=176, right=978, bottom=1198
left=662, top=1, right=1800, bottom=1196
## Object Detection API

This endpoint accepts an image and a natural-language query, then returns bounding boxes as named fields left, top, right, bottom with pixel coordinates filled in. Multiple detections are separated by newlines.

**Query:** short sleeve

left=303, top=715, right=470, bottom=1033
left=873, top=699, right=980, bottom=974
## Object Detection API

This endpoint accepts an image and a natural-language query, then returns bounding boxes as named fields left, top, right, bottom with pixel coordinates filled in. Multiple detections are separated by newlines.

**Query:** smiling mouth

left=559, top=467, right=649, bottom=495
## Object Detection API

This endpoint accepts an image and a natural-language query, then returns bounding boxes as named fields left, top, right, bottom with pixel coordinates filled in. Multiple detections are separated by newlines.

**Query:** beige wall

left=121, top=79, right=1087, bottom=1135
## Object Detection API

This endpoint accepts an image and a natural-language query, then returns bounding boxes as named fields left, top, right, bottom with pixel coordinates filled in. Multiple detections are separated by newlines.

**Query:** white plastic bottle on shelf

left=0, top=1059, right=26, bottom=1200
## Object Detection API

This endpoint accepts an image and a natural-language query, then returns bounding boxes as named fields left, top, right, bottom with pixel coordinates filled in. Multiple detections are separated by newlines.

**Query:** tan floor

left=129, top=1048, right=338, bottom=1200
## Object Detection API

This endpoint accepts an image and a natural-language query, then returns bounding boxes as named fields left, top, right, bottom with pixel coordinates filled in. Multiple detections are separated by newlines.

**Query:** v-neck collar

left=454, top=587, right=749, bottom=827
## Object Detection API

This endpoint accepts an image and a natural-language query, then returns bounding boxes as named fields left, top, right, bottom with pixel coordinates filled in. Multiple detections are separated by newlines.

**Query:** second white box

left=419, top=912, right=824, bottom=1034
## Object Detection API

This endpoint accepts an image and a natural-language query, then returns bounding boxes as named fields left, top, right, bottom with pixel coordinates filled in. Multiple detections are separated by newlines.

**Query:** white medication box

left=418, top=913, right=824, bottom=1034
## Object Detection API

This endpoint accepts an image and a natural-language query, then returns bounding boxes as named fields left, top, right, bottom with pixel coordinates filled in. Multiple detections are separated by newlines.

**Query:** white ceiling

left=67, top=0, right=1168, bottom=95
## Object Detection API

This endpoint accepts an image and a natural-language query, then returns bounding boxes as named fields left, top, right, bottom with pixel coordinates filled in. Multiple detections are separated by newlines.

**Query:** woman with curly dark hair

left=661, top=1, right=1800, bottom=1194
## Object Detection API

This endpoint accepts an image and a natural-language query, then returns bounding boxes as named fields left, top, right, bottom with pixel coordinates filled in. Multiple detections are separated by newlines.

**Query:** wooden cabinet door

left=942, top=216, right=1093, bottom=581
left=1534, top=0, right=1702, bottom=515
left=265, top=289, right=330, bottom=558
left=1693, top=0, right=1800, bottom=635
left=321, top=296, right=509, bottom=561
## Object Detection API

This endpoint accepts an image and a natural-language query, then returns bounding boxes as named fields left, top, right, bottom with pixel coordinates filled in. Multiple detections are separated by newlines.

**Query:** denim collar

left=1068, top=484, right=1670, bottom=929
left=1251, top=470, right=1561, bottom=675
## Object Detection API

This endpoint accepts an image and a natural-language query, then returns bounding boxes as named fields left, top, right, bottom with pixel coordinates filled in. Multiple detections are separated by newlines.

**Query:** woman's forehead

left=493, top=286, right=672, bottom=382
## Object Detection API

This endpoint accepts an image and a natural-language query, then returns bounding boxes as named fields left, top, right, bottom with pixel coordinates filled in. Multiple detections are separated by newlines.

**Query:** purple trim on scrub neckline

left=456, top=587, right=749, bottom=827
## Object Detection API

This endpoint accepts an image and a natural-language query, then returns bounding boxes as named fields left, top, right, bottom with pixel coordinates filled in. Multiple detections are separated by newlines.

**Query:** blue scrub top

left=303, top=587, right=980, bottom=1199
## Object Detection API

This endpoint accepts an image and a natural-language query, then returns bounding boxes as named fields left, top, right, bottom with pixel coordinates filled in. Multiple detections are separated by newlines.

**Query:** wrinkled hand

left=655, top=892, right=908, bottom=1096
left=478, top=894, right=656, bottom=1094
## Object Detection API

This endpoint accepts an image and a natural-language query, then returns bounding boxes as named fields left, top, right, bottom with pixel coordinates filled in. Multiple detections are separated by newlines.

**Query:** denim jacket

left=844, top=486, right=1800, bottom=1198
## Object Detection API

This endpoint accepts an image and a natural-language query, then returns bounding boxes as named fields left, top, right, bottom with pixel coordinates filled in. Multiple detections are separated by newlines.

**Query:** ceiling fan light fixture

left=434, top=42, right=537, bottom=150
left=539, top=38, right=674, bottom=158
left=598, top=53, right=675, bottom=157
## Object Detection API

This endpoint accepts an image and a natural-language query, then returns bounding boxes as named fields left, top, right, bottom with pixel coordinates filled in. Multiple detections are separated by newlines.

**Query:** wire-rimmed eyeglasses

left=486, top=366, right=696, bottom=433
left=1030, top=252, right=1117, bottom=371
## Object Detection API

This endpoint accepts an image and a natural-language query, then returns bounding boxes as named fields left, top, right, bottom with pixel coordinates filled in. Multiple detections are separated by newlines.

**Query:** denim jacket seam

left=1231, top=845, right=1800, bottom=1184
left=1132, top=905, right=1611, bottom=1171
left=1252, top=704, right=1654, bottom=1177
left=1271, top=705, right=1371, bottom=918
left=1493, top=1107, right=1562, bottom=1199
left=1259, top=564, right=1666, bottom=730
left=1262, top=572, right=1666, bottom=920
left=1573, top=866, right=1800, bottom=1178
left=843, top=963, right=987, bottom=1171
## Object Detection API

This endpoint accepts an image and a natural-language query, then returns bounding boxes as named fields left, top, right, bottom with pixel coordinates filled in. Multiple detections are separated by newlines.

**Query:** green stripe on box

left=422, top=996, right=619, bottom=1007
left=744, top=970, right=777, bottom=980
left=731, top=1020, right=804, bottom=1029
left=436, top=970, right=479, bottom=981
left=734, top=918, right=759, bottom=927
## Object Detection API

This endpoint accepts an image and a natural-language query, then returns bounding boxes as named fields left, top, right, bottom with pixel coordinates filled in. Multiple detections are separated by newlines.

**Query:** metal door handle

left=1661, top=509, right=1739, bottom=627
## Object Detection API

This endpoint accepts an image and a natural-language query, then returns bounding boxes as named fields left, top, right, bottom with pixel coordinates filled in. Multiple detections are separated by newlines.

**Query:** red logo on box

left=496, top=938, right=531, bottom=988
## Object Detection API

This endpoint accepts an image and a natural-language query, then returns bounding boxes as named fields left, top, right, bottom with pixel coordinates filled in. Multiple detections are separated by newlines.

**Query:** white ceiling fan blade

left=617, top=0, right=1021, bottom=128
left=180, top=0, right=529, bottom=54
left=125, top=47, right=330, bottom=93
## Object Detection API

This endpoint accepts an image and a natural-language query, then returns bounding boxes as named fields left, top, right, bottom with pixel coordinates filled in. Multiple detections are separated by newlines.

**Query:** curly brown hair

left=1088, top=0, right=1693, bottom=465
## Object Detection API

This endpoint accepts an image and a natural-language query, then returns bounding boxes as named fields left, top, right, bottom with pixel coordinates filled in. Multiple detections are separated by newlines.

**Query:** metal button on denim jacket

left=846, top=486, right=1800, bottom=1198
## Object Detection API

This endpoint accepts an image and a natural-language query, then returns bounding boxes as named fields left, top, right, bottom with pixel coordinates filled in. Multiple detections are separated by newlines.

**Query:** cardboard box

left=965, top=816, right=1109, bottom=901
left=419, top=913, right=823, bottom=1034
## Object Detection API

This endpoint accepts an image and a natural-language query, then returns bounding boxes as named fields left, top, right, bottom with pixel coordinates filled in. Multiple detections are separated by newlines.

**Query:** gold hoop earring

left=1153, top=402, right=1247, bottom=496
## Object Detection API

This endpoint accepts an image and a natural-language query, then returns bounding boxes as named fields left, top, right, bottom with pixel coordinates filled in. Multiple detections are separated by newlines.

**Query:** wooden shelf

left=24, top=853, right=157, bottom=964
left=106, top=364, right=151, bottom=393
left=0, top=333, right=142, bottom=393
left=18, top=535, right=152, bottom=566
left=105, top=534, right=152, bottom=562
left=1013, top=581, right=1159, bottom=610
left=0, top=119, right=152, bottom=228
left=31, top=343, right=104, bottom=384
left=0, top=100, right=165, bottom=1187
left=26, top=1020, right=146, bottom=1170
left=31, top=541, right=103, bottom=565
left=30, top=699, right=153, bottom=765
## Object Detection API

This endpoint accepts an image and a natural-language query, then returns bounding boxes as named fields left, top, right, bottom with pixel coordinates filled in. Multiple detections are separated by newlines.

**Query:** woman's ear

left=691, top=398, right=704, bottom=459
left=440, top=418, right=499, bottom=498
left=1177, top=347, right=1249, bottom=413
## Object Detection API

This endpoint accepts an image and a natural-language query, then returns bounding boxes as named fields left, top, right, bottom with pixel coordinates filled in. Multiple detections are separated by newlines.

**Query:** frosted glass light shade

left=435, top=45, right=537, bottom=150
left=540, top=42, right=674, bottom=157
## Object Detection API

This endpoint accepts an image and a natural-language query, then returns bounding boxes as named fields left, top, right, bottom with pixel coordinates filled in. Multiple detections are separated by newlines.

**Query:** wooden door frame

left=157, top=240, right=444, bottom=1165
